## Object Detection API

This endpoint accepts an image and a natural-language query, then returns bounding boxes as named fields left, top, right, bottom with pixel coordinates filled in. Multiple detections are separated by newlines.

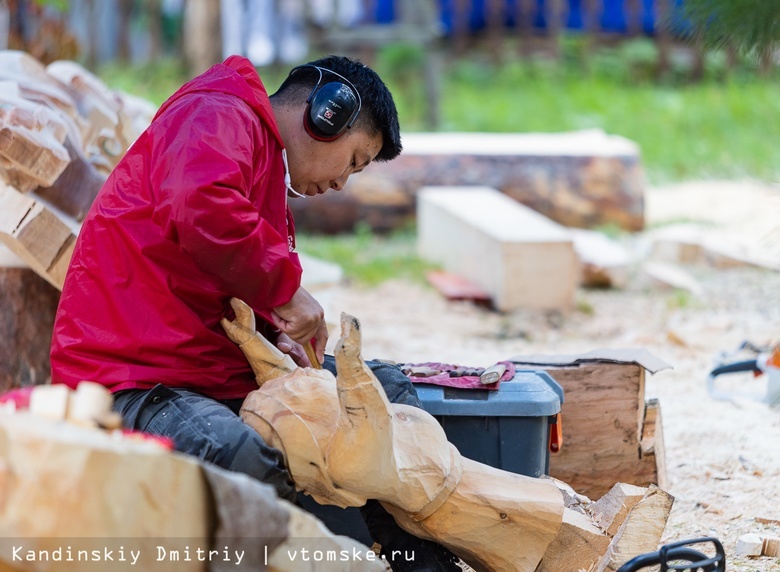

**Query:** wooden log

left=0, top=410, right=382, bottom=572
left=536, top=506, right=612, bottom=572
left=0, top=246, right=60, bottom=392
left=595, top=486, right=675, bottom=572
left=1, top=54, right=146, bottom=216
left=591, top=482, right=648, bottom=536
left=735, top=533, right=764, bottom=557
left=417, top=186, right=578, bottom=312
left=0, top=183, right=76, bottom=290
left=290, top=130, right=646, bottom=234
left=0, top=86, right=71, bottom=190
left=511, top=352, right=671, bottom=499
left=0, top=50, right=79, bottom=120
left=762, top=536, right=780, bottom=558
left=651, top=229, right=780, bottom=272
left=0, top=414, right=211, bottom=565
left=46, top=60, right=128, bottom=166
left=536, top=479, right=672, bottom=572
left=33, top=134, right=105, bottom=222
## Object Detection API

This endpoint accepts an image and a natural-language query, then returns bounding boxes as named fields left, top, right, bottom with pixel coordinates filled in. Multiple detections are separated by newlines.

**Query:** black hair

left=272, top=55, right=402, bottom=162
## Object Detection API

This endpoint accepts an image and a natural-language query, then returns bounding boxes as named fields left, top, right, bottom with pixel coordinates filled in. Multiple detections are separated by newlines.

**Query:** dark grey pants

left=112, top=355, right=422, bottom=505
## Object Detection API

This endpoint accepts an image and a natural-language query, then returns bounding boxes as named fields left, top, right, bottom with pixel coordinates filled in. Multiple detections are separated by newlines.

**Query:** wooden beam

left=0, top=89, right=71, bottom=190
left=0, top=183, right=76, bottom=290
left=417, top=186, right=578, bottom=312
left=595, top=486, right=675, bottom=571
left=591, top=482, right=648, bottom=536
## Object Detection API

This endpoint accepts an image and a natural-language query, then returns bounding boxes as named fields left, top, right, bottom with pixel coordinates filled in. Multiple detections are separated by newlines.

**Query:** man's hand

left=275, top=333, right=312, bottom=368
left=271, top=286, right=328, bottom=364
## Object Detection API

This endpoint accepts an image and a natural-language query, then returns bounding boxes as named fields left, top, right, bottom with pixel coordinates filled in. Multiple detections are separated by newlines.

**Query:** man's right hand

left=270, top=286, right=328, bottom=364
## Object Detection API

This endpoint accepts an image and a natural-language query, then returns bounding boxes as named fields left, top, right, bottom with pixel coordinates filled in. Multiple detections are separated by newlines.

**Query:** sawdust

left=323, top=179, right=780, bottom=571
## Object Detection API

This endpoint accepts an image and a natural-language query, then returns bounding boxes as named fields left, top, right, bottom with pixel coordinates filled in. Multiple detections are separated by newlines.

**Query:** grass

left=96, top=39, right=780, bottom=284
left=375, top=41, right=780, bottom=185
left=295, top=224, right=438, bottom=287
left=98, top=58, right=188, bottom=106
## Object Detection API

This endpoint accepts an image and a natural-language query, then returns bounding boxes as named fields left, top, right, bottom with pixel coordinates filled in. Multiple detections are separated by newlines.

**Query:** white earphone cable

left=282, top=149, right=306, bottom=199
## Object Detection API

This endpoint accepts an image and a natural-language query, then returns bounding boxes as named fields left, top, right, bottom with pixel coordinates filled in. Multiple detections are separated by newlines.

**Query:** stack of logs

left=0, top=49, right=156, bottom=390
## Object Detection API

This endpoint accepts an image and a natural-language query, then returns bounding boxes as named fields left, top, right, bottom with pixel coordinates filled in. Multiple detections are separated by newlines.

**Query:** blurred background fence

left=0, top=0, right=716, bottom=71
left=2, top=0, right=743, bottom=130
left=1, top=0, right=776, bottom=175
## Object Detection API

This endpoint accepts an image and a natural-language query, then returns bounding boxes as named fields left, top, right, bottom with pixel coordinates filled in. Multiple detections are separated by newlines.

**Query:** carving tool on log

left=304, top=340, right=321, bottom=369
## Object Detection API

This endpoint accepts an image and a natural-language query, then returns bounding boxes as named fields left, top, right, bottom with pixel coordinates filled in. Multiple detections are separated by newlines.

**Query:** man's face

left=286, top=128, right=383, bottom=198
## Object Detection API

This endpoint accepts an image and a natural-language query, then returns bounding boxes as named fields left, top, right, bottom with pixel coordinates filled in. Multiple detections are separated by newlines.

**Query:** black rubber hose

left=709, top=359, right=760, bottom=377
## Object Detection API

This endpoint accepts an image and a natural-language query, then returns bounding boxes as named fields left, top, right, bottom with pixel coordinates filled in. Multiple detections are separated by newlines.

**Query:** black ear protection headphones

left=288, top=64, right=362, bottom=142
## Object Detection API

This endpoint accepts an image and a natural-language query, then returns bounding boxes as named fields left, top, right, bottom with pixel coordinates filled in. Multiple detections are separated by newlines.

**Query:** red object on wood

left=0, top=386, right=34, bottom=409
left=426, top=270, right=492, bottom=305
left=549, top=412, right=563, bottom=453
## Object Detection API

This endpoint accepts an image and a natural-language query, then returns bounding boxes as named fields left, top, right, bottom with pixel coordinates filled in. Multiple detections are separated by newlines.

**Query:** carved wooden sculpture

left=222, top=299, right=672, bottom=571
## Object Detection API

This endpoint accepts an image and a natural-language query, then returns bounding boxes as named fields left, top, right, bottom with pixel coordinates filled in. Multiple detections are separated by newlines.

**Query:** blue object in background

left=372, top=0, right=690, bottom=37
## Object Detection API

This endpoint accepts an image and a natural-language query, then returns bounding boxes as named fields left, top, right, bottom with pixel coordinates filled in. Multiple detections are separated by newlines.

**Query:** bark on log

left=290, top=131, right=645, bottom=234
left=0, top=247, right=59, bottom=392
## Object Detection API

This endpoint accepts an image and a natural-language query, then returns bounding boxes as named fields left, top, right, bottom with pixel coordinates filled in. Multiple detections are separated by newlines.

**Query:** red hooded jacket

left=50, top=56, right=302, bottom=399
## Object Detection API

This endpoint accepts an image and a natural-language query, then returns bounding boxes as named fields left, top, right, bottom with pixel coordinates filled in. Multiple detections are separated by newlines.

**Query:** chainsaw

left=706, top=341, right=780, bottom=406
left=617, top=537, right=725, bottom=572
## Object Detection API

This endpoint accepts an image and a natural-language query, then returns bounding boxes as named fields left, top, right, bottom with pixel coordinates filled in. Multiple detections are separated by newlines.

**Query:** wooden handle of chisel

left=480, top=363, right=507, bottom=385
left=304, top=340, right=322, bottom=369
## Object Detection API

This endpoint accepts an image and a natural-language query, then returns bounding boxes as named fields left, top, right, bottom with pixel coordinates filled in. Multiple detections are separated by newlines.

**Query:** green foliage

left=575, top=298, right=595, bottom=316
left=666, top=289, right=693, bottom=310
left=295, top=223, right=438, bottom=286
left=97, top=58, right=187, bottom=107
left=35, top=0, right=69, bottom=11
left=375, top=42, right=780, bottom=183
left=99, top=44, right=780, bottom=184
left=681, top=0, right=780, bottom=55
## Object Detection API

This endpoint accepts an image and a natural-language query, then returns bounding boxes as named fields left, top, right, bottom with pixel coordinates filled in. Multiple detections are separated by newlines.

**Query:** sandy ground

left=318, top=179, right=780, bottom=570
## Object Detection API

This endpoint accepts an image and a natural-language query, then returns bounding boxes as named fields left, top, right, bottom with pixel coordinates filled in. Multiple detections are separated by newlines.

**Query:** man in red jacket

left=50, top=55, right=459, bottom=571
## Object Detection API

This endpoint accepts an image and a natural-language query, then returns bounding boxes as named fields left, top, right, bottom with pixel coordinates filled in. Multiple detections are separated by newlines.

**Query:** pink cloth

left=405, top=361, right=515, bottom=390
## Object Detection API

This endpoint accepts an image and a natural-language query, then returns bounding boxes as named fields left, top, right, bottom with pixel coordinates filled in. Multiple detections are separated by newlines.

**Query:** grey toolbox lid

left=414, top=369, right=564, bottom=416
